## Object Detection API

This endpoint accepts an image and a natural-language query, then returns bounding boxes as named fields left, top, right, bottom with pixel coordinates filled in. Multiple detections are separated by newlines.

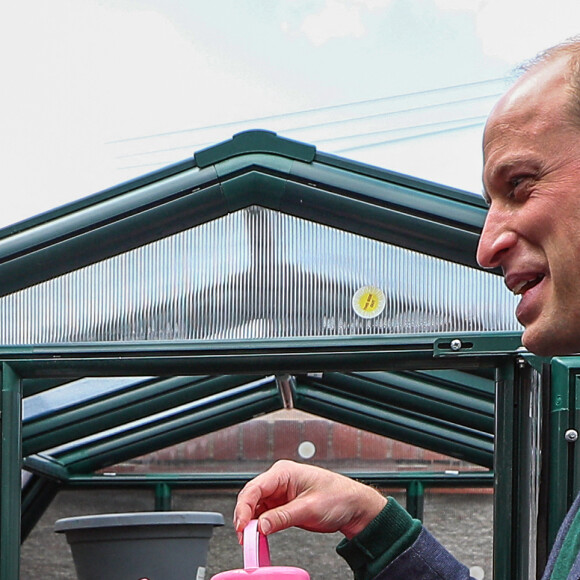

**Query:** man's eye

left=508, top=175, right=528, bottom=199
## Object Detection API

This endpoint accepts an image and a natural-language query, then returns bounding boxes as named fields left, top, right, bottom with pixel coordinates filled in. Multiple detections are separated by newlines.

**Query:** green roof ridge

left=194, top=129, right=316, bottom=167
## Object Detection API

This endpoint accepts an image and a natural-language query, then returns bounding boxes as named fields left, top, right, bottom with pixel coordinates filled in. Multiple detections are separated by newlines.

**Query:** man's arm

left=234, top=460, right=474, bottom=580
left=234, top=459, right=387, bottom=541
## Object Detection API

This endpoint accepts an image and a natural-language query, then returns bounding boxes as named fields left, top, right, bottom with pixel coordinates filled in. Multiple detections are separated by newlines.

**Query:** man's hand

left=234, top=460, right=387, bottom=542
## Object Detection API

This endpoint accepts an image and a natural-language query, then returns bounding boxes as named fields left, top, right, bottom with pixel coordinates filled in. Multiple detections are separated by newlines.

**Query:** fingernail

left=237, top=531, right=243, bottom=545
left=260, top=519, right=271, bottom=535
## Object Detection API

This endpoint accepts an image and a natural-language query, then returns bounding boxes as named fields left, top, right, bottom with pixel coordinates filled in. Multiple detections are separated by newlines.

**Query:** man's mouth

left=511, top=275, right=545, bottom=295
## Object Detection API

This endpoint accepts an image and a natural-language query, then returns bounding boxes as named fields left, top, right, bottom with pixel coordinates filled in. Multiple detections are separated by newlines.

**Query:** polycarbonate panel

left=0, top=206, right=520, bottom=344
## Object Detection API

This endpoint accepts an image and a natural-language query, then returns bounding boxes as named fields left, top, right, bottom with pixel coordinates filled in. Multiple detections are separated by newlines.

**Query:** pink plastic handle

left=243, top=520, right=271, bottom=568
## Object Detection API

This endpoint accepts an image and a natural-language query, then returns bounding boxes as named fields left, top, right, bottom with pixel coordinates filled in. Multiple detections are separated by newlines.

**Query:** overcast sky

left=2, top=0, right=580, bottom=229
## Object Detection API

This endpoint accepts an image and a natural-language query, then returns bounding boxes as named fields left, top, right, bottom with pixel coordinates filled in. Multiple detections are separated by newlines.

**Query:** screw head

left=450, top=339, right=462, bottom=351
left=565, top=429, right=579, bottom=442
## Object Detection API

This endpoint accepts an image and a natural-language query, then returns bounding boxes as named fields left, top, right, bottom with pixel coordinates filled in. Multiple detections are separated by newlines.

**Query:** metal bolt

left=450, top=339, right=462, bottom=351
left=565, top=429, right=579, bottom=442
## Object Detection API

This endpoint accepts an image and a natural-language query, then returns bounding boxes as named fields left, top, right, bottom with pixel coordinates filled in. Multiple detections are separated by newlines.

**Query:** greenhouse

left=1, top=130, right=577, bottom=579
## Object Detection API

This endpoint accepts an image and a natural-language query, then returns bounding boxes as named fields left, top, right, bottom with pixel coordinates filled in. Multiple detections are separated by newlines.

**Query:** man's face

left=477, top=56, right=580, bottom=356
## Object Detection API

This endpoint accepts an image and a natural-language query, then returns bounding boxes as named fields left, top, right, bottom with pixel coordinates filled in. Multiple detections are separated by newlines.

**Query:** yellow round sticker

left=352, top=285, right=386, bottom=319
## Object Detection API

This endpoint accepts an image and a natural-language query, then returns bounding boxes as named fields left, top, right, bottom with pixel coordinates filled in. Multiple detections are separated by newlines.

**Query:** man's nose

left=476, top=208, right=517, bottom=269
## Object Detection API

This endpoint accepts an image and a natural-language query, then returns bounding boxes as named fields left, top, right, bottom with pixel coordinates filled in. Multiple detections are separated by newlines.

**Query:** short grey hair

left=518, top=35, right=580, bottom=127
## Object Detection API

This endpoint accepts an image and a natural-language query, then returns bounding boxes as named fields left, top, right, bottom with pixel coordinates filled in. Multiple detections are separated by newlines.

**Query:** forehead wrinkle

left=483, top=119, right=515, bottom=163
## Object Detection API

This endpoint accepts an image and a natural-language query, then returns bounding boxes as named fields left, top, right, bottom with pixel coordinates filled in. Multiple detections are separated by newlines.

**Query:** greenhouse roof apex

left=194, top=129, right=317, bottom=167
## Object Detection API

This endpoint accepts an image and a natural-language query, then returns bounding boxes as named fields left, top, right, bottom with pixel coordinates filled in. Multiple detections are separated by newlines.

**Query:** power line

left=319, top=114, right=488, bottom=146
left=116, top=116, right=488, bottom=172
left=113, top=93, right=499, bottom=160
left=108, top=77, right=510, bottom=144
left=335, top=121, right=485, bottom=154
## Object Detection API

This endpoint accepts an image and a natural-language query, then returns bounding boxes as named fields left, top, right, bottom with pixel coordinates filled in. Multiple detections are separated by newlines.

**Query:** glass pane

left=103, top=412, right=493, bottom=577
left=0, top=206, right=520, bottom=344
left=109, top=410, right=490, bottom=476
left=422, top=490, right=493, bottom=578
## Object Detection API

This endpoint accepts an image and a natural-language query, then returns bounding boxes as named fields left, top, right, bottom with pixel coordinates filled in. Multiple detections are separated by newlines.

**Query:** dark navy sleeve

left=337, top=497, right=474, bottom=580
left=373, top=528, right=474, bottom=580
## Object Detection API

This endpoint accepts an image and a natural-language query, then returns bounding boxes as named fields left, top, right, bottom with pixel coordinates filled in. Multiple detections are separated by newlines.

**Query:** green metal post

left=547, top=358, right=574, bottom=545
left=494, top=357, right=544, bottom=580
left=155, top=483, right=173, bottom=511
left=493, top=359, right=517, bottom=580
left=406, top=480, right=424, bottom=520
left=1, top=364, right=22, bottom=580
left=545, top=358, right=580, bottom=548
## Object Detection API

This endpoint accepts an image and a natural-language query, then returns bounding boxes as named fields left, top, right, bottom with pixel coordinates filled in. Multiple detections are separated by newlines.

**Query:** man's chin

left=522, top=327, right=580, bottom=358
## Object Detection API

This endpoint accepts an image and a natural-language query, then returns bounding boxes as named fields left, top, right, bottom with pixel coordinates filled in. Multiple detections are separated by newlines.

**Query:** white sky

left=2, top=0, right=580, bottom=229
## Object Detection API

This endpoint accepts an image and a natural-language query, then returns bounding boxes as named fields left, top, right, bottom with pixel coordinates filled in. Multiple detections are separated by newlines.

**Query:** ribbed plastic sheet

left=0, top=206, right=520, bottom=344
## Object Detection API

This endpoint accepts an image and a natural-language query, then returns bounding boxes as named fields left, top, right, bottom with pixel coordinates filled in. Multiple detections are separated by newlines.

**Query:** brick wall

left=115, top=414, right=473, bottom=474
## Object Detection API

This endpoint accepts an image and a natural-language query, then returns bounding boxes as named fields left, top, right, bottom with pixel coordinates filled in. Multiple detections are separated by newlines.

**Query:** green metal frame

left=65, top=471, right=495, bottom=522
left=1, top=364, right=22, bottom=580
left=494, top=357, right=542, bottom=578
left=1, top=333, right=522, bottom=579
left=294, top=369, right=494, bottom=467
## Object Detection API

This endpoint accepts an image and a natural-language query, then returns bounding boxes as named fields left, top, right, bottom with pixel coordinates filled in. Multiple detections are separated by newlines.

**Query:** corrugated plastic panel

left=0, top=206, right=520, bottom=344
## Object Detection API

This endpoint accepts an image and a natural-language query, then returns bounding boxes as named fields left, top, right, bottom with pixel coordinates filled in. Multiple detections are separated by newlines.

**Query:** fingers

left=233, top=459, right=388, bottom=541
left=234, top=460, right=294, bottom=534
left=234, top=460, right=345, bottom=536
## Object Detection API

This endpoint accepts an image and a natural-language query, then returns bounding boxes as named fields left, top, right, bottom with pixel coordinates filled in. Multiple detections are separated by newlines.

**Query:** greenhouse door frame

left=0, top=334, right=556, bottom=579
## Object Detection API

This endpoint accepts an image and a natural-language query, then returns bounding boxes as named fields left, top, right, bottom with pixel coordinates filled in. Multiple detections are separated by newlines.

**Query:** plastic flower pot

left=55, top=511, right=224, bottom=580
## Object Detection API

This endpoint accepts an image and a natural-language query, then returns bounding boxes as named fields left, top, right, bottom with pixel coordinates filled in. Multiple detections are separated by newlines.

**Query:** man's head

left=477, top=36, right=580, bottom=356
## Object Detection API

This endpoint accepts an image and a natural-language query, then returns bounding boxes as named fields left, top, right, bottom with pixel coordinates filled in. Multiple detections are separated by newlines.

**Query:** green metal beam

left=23, top=454, right=70, bottom=481
left=0, top=130, right=497, bottom=298
left=1, top=332, right=521, bottom=379
left=54, top=383, right=282, bottom=474
left=493, top=357, right=545, bottom=580
left=417, top=368, right=495, bottom=397
left=280, top=180, right=483, bottom=270
left=66, top=470, right=494, bottom=489
left=0, top=180, right=226, bottom=298
left=293, top=383, right=493, bottom=467
left=194, top=130, right=316, bottom=167
left=23, top=375, right=265, bottom=456
left=308, top=371, right=494, bottom=433
left=493, top=359, right=517, bottom=579
left=154, top=483, right=173, bottom=511
left=406, top=480, right=425, bottom=520
left=546, top=357, right=580, bottom=546
left=1, top=364, right=22, bottom=580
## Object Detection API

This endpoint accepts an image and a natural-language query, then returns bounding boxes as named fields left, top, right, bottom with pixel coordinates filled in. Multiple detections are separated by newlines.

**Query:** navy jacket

left=343, top=494, right=580, bottom=579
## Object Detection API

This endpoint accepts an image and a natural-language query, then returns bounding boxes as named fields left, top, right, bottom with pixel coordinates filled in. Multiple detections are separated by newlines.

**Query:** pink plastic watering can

left=211, top=520, right=310, bottom=579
